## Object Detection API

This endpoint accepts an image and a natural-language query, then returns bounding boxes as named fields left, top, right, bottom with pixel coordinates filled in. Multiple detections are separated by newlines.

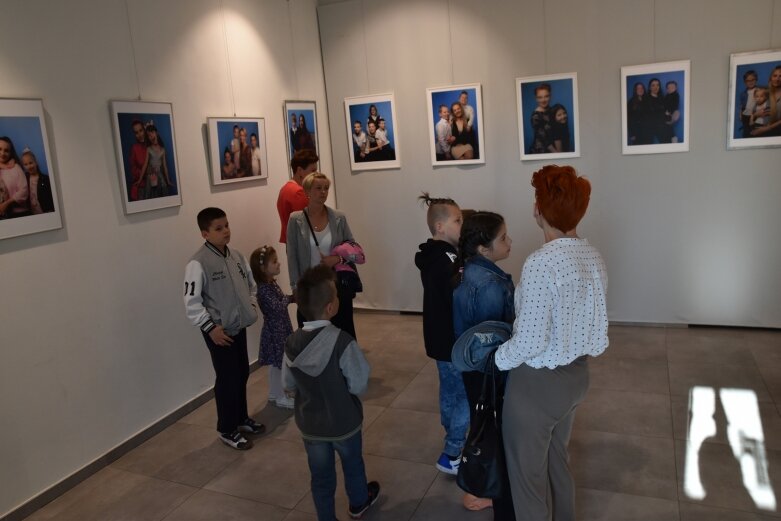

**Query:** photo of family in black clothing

left=621, top=61, right=689, bottom=154
left=426, top=84, right=484, bottom=165
left=345, top=94, right=400, bottom=171
left=283, top=101, right=318, bottom=166
left=0, top=98, right=62, bottom=240
left=727, top=49, right=781, bottom=149
left=517, top=74, right=579, bottom=160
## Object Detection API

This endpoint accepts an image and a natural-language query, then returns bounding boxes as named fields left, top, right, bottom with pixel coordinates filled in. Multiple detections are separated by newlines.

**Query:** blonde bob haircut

left=302, top=172, right=331, bottom=192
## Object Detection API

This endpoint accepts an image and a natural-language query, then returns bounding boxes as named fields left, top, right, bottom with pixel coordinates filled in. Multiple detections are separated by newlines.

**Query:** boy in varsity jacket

left=183, top=207, right=264, bottom=450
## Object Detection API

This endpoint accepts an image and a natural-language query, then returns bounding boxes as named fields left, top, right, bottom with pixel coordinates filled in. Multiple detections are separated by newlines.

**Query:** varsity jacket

left=183, top=242, right=258, bottom=336
left=282, top=322, right=369, bottom=441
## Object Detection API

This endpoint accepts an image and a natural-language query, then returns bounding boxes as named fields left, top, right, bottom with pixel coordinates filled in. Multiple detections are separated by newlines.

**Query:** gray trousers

left=501, top=357, right=589, bottom=521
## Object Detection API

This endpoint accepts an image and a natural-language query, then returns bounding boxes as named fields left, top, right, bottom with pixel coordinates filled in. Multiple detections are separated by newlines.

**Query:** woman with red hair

left=494, top=165, right=608, bottom=520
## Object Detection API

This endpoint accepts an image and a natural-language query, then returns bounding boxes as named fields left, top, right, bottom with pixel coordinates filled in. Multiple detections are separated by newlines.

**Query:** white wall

left=318, top=0, right=781, bottom=328
left=0, top=0, right=330, bottom=515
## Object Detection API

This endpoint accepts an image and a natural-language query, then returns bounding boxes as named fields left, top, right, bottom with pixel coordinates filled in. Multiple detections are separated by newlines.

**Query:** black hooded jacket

left=414, top=239, right=458, bottom=361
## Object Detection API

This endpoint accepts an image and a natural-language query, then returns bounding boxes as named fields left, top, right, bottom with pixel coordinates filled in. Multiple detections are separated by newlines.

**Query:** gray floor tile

left=671, top=396, right=781, bottom=451
left=667, top=328, right=756, bottom=367
left=282, top=511, right=316, bottom=521
left=668, top=361, right=773, bottom=402
left=410, top=473, right=493, bottom=521
left=363, top=408, right=444, bottom=465
left=111, top=422, right=240, bottom=487
left=162, top=489, right=289, bottom=521
left=570, top=430, right=678, bottom=500
left=362, top=368, right=418, bottom=407
left=679, top=502, right=781, bottom=520
left=603, top=325, right=668, bottom=363
left=390, top=369, right=440, bottom=413
left=26, top=467, right=196, bottom=521
left=575, top=388, right=673, bottom=438
left=204, top=438, right=311, bottom=509
left=588, top=357, right=670, bottom=394
left=675, top=440, right=781, bottom=516
left=575, top=487, right=679, bottom=521
left=295, top=454, right=438, bottom=521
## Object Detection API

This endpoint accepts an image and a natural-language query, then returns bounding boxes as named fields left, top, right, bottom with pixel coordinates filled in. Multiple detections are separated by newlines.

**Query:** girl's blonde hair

left=250, top=245, right=277, bottom=284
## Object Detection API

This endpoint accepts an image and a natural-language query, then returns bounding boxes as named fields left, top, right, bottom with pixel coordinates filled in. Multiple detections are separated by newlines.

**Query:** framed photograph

left=425, top=83, right=485, bottom=166
left=344, top=93, right=400, bottom=171
left=0, top=98, right=62, bottom=240
left=517, top=73, right=580, bottom=161
left=110, top=100, right=182, bottom=214
left=727, top=49, right=781, bottom=150
left=207, top=117, right=268, bottom=185
left=283, top=100, right=319, bottom=170
left=621, top=60, right=690, bottom=155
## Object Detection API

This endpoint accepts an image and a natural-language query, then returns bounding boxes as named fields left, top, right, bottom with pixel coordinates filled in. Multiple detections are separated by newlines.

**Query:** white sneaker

left=274, top=395, right=295, bottom=409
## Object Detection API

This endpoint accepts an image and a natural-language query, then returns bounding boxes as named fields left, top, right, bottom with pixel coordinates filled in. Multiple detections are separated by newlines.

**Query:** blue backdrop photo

left=520, top=78, right=574, bottom=154
left=430, top=87, right=479, bottom=157
left=625, top=69, right=686, bottom=145
left=116, top=113, right=178, bottom=196
left=286, top=109, right=316, bottom=156
left=348, top=101, right=395, bottom=148
left=0, top=116, right=50, bottom=178
left=733, top=60, right=781, bottom=138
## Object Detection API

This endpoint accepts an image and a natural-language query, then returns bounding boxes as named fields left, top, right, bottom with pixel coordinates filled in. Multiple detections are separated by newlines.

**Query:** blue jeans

left=304, top=430, right=368, bottom=521
left=436, top=361, right=470, bottom=457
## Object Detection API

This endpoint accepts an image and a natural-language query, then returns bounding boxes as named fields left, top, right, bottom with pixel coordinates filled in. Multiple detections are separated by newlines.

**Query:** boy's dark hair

left=666, top=80, right=678, bottom=88
left=297, top=265, right=336, bottom=321
left=197, top=207, right=226, bottom=231
left=743, top=70, right=757, bottom=81
left=291, top=149, right=319, bottom=173
left=419, top=192, right=459, bottom=235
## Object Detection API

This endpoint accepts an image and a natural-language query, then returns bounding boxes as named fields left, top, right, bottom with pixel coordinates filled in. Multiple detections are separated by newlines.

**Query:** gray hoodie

left=282, top=323, right=370, bottom=440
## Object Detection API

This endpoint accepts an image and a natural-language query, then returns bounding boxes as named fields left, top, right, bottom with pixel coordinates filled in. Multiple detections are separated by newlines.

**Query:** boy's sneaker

left=435, top=452, right=460, bottom=475
left=237, top=417, right=266, bottom=435
left=274, top=395, right=295, bottom=409
left=219, top=430, right=252, bottom=450
left=348, top=481, right=380, bottom=519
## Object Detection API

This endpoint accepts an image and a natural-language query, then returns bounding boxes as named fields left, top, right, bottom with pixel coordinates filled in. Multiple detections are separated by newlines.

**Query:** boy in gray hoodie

left=283, top=265, right=380, bottom=520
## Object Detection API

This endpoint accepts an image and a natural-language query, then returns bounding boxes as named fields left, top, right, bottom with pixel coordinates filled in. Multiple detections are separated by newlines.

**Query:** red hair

left=531, top=165, right=591, bottom=232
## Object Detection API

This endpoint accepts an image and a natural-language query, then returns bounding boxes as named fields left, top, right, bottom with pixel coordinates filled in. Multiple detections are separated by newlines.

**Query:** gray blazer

left=286, top=206, right=354, bottom=290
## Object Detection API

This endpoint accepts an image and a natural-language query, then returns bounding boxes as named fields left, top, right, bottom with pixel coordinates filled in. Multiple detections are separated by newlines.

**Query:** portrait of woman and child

left=732, top=60, right=781, bottom=141
left=347, top=99, right=397, bottom=165
left=0, top=134, right=55, bottom=220
left=519, top=75, right=577, bottom=158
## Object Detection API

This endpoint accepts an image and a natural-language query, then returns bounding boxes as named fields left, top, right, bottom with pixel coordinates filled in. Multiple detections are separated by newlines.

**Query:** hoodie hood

left=415, top=239, right=457, bottom=271
left=288, top=325, right=341, bottom=377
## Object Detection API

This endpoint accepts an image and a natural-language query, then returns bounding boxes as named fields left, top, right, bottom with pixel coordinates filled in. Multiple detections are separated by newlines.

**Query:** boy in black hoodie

left=283, top=265, right=379, bottom=520
left=414, top=193, right=468, bottom=475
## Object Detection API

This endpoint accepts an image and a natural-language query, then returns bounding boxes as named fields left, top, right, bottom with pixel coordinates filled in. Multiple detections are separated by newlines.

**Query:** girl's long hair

left=453, top=211, right=505, bottom=285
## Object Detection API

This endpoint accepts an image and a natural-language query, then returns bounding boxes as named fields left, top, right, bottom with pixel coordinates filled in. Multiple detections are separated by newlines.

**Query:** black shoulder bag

left=456, top=351, right=506, bottom=499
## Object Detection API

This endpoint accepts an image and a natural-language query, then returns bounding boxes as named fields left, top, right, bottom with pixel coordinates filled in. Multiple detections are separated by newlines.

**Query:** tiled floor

left=24, top=314, right=781, bottom=520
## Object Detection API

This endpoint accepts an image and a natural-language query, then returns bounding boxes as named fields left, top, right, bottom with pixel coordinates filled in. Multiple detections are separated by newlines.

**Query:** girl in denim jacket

left=452, top=211, right=516, bottom=519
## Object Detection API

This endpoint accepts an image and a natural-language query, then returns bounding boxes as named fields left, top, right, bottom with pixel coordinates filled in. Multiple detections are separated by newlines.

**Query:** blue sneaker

left=435, top=452, right=460, bottom=475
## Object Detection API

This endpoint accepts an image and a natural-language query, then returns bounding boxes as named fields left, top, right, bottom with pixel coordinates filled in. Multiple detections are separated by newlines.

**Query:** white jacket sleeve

left=183, top=259, right=215, bottom=333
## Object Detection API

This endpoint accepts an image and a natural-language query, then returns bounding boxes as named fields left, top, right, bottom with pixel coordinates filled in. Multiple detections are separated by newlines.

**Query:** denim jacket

left=453, top=255, right=515, bottom=338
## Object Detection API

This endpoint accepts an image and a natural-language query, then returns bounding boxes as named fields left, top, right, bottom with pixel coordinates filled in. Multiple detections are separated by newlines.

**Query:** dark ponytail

left=453, top=211, right=505, bottom=286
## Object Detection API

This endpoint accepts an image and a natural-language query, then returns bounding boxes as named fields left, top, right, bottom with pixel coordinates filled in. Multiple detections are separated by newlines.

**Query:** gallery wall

left=0, top=0, right=331, bottom=516
left=318, top=0, right=781, bottom=328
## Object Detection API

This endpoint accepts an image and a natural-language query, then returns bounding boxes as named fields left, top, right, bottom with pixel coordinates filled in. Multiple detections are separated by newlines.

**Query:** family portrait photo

left=727, top=49, right=781, bottom=150
left=0, top=98, right=62, bottom=240
left=110, top=100, right=182, bottom=214
left=344, top=93, right=400, bottom=171
left=517, top=73, right=580, bottom=161
left=207, top=117, right=268, bottom=185
left=621, top=60, right=690, bottom=155
left=283, top=100, right=318, bottom=169
left=425, top=83, right=484, bottom=166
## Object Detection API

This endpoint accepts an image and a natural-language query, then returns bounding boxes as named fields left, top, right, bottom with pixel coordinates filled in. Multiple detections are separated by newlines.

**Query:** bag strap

left=303, top=208, right=319, bottom=247
left=477, top=351, right=499, bottom=412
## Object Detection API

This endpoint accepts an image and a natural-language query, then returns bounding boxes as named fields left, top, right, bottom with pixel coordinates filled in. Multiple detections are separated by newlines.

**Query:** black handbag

left=456, top=352, right=506, bottom=499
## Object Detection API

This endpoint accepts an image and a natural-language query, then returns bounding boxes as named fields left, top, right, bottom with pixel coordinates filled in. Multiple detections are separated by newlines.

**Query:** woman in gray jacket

left=287, top=172, right=358, bottom=338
